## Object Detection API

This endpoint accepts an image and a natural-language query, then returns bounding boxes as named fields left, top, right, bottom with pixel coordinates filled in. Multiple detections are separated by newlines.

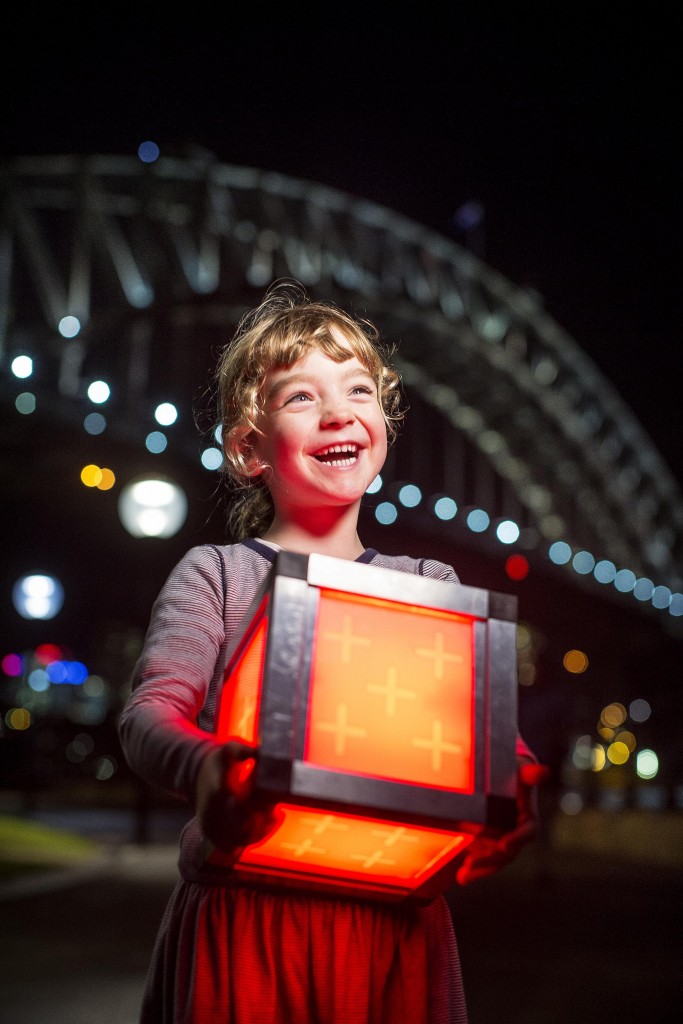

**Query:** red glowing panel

left=306, top=591, right=474, bottom=791
left=215, top=614, right=268, bottom=745
left=235, top=803, right=475, bottom=888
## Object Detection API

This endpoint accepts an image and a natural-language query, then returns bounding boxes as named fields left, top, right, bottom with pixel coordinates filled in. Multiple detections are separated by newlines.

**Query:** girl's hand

left=455, top=761, right=549, bottom=886
left=195, top=741, right=278, bottom=855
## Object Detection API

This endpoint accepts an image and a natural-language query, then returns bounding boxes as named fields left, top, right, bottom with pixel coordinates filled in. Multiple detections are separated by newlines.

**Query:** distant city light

left=466, top=508, right=489, bottom=533
left=629, top=698, right=651, bottom=722
left=11, top=355, right=33, bottom=378
left=594, top=559, right=616, bottom=584
left=200, top=447, right=223, bottom=470
left=47, top=660, right=89, bottom=684
left=138, top=141, right=160, bottom=163
left=15, top=392, right=36, bottom=414
left=563, top=649, right=589, bottom=674
left=433, top=496, right=457, bottom=520
left=614, top=568, right=636, bottom=592
left=548, top=541, right=572, bottom=565
left=505, top=554, right=529, bottom=581
left=145, top=431, right=168, bottom=454
left=496, top=520, right=520, bottom=544
left=398, top=484, right=422, bottom=507
left=1, top=653, right=24, bottom=677
left=118, top=476, right=188, bottom=538
left=58, top=315, right=81, bottom=338
left=633, top=577, right=654, bottom=601
left=651, top=586, right=672, bottom=609
left=87, top=380, right=111, bottom=404
left=155, top=402, right=178, bottom=426
left=12, top=574, right=65, bottom=620
left=636, top=749, right=658, bottom=780
left=572, top=550, right=595, bottom=575
left=375, top=501, right=398, bottom=525
left=84, top=412, right=107, bottom=435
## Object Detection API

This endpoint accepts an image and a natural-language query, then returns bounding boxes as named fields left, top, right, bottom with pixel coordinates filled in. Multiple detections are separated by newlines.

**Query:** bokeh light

left=466, top=508, right=489, bottom=532
left=629, top=698, right=651, bottom=723
left=84, top=412, right=106, bottom=435
left=138, top=141, right=160, bottom=163
left=12, top=574, right=64, bottom=620
left=496, top=520, right=520, bottom=544
left=58, top=315, right=81, bottom=338
left=398, top=484, right=422, bottom=507
left=155, top=402, right=178, bottom=426
left=15, top=392, right=36, bottom=414
left=433, top=496, right=457, bottom=520
left=200, top=447, right=223, bottom=470
left=563, top=649, right=589, bottom=674
left=11, top=355, right=33, bottom=378
left=87, top=380, right=111, bottom=404
left=601, top=702, right=627, bottom=728
left=366, top=474, right=382, bottom=494
left=375, top=501, right=398, bottom=525
left=145, top=431, right=167, bottom=454
left=636, top=749, right=658, bottom=780
left=505, top=554, right=529, bottom=580
left=118, top=476, right=188, bottom=538
left=549, top=541, right=571, bottom=565
left=81, top=464, right=103, bottom=487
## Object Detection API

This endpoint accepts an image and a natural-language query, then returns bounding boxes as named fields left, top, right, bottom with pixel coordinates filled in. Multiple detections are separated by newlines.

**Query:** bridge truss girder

left=1, top=153, right=680, bottom=605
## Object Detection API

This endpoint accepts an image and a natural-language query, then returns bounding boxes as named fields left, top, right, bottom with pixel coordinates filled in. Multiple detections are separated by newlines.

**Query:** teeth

left=314, top=443, right=359, bottom=467
left=316, top=444, right=358, bottom=456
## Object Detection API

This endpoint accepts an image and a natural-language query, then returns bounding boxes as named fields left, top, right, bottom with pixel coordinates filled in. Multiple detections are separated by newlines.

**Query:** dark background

left=1, top=6, right=680, bottom=799
left=2, top=4, right=680, bottom=481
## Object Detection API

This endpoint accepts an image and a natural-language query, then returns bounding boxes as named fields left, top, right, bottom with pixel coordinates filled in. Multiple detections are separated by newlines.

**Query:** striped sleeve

left=117, top=545, right=227, bottom=801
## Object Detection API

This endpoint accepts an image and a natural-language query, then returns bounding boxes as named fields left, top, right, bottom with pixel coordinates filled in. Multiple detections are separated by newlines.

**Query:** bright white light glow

left=201, top=447, right=223, bottom=470
left=58, top=316, right=81, bottom=338
left=11, top=355, right=33, bottom=378
left=636, top=749, right=658, bottom=780
left=12, top=574, right=64, bottom=620
left=155, top=403, right=178, bottom=426
left=87, top=380, right=111, bottom=404
left=365, top=474, right=382, bottom=494
left=118, top=477, right=188, bottom=538
left=496, top=520, right=520, bottom=544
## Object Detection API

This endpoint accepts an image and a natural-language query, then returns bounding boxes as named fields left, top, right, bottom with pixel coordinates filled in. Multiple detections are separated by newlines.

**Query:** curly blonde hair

left=215, top=280, right=404, bottom=540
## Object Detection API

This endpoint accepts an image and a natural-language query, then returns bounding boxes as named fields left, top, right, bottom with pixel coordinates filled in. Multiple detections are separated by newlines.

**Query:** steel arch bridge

left=1, top=153, right=681, bottom=615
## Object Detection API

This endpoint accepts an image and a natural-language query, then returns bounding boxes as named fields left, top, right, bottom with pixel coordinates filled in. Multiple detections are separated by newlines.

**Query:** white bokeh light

left=12, top=574, right=65, bottom=620
left=118, top=477, right=188, bottom=538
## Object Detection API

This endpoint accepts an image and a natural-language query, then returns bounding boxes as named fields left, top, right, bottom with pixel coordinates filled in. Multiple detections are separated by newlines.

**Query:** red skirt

left=140, top=882, right=468, bottom=1024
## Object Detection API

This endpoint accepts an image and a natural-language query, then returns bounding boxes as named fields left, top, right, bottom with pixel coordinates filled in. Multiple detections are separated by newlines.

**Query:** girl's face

left=251, top=342, right=388, bottom=523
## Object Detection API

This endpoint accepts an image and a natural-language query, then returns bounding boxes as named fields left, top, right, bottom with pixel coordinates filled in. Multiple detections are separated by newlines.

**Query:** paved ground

left=1, top=807, right=682, bottom=1024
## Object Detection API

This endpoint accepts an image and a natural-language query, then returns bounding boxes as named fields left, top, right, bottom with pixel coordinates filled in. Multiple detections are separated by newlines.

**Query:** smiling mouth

left=313, top=444, right=360, bottom=466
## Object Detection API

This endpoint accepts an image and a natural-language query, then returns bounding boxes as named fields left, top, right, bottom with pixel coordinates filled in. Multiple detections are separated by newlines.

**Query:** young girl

left=118, top=280, right=542, bottom=1024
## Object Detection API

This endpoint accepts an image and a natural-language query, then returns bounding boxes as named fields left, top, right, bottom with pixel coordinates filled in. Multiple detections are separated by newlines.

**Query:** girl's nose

left=320, top=395, right=355, bottom=427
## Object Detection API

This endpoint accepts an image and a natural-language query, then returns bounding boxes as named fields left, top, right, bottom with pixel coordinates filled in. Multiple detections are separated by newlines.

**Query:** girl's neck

left=261, top=512, right=366, bottom=561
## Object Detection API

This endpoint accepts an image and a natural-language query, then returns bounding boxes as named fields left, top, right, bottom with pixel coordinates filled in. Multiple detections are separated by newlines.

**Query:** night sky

left=3, top=5, right=680, bottom=481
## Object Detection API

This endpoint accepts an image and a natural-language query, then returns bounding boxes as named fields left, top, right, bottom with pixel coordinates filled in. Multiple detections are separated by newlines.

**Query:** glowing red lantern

left=209, top=552, right=519, bottom=903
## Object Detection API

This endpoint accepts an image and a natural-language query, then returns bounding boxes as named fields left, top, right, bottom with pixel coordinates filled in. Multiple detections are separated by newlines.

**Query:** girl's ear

left=233, top=426, right=264, bottom=478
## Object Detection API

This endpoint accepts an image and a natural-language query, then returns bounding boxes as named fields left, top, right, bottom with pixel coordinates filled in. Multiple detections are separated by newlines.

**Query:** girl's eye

left=351, top=385, right=374, bottom=396
left=285, top=392, right=312, bottom=405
